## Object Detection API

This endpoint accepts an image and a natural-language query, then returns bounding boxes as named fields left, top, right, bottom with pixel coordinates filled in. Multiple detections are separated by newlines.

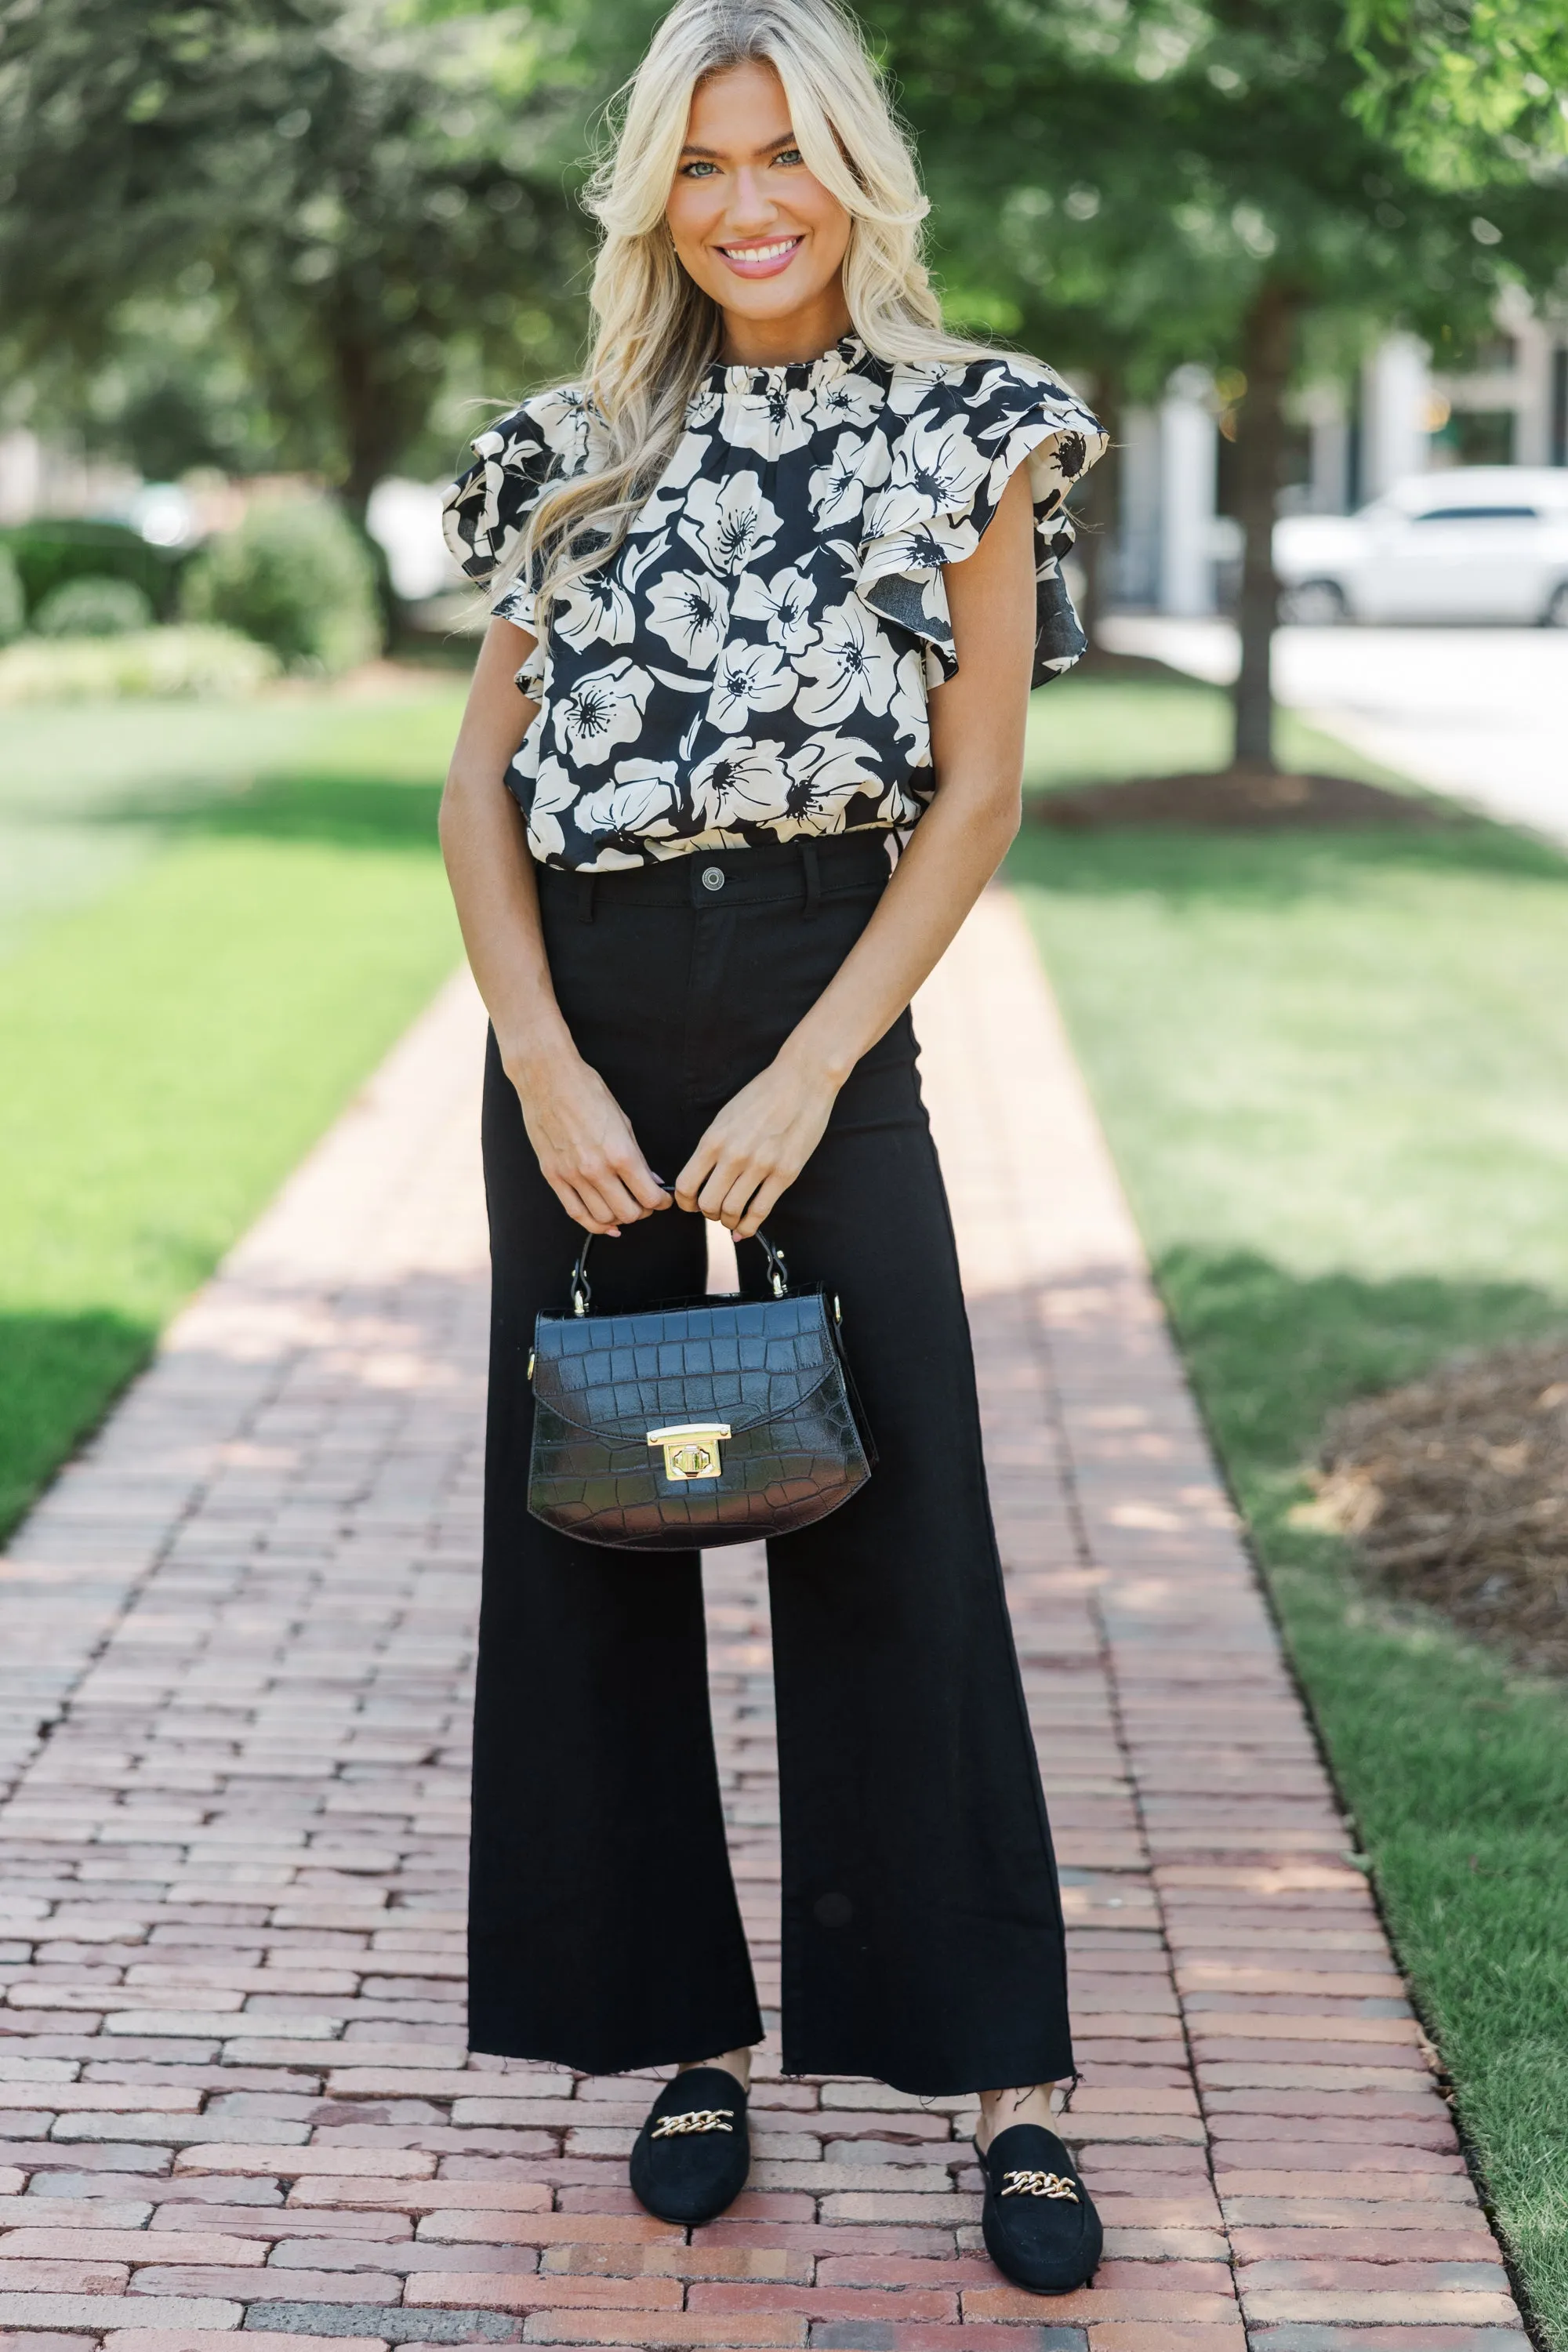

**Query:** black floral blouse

left=442, top=333, right=1105, bottom=873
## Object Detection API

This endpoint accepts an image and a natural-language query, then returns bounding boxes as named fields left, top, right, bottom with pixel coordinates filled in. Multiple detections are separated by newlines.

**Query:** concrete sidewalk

left=0, top=895, right=1530, bottom=2351
left=1099, top=613, right=1568, bottom=849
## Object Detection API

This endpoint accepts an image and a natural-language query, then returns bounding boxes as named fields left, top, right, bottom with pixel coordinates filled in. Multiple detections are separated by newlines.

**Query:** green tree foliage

left=862, top=0, right=1552, bottom=766
left=5, top=0, right=1561, bottom=740
left=459, top=0, right=1559, bottom=768
left=0, top=0, right=590, bottom=521
left=1346, top=0, right=1568, bottom=184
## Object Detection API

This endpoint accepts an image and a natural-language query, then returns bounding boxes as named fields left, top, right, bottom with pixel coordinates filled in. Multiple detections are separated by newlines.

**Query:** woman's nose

left=723, top=167, right=777, bottom=231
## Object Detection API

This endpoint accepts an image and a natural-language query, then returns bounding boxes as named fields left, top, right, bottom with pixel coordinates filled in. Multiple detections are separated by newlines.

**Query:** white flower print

left=776, top=737, right=883, bottom=834
left=522, top=753, right=579, bottom=865
left=573, top=760, right=680, bottom=851
left=815, top=372, right=887, bottom=432
left=708, top=641, right=797, bottom=734
left=546, top=658, right=655, bottom=767
left=873, top=411, right=992, bottom=538
left=793, top=594, right=904, bottom=728
left=687, top=739, right=788, bottom=829
left=719, top=381, right=819, bottom=458
left=551, top=566, right=636, bottom=652
left=886, top=358, right=964, bottom=419
left=889, top=641, right=934, bottom=746
left=732, top=564, right=818, bottom=654
left=645, top=568, right=730, bottom=669
left=460, top=423, right=546, bottom=574
left=440, top=339, right=1106, bottom=871
left=808, top=430, right=890, bottom=531
left=862, top=516, right=974, bottom=584
left=680, top=469, right=782, bottom=576
left=529, top=383, right=607, bottom=481
left=526, top=804, right=566, bottom=863
left=632, top=430, right=711, bottom=535
left=683, top=382, right=724, bottom=435
left=492, top=575, right=536, bottom=633
left=531, top=754, right=578, bottom=820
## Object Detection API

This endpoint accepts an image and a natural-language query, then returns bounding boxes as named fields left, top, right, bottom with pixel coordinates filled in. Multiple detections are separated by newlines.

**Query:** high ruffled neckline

left=702, top=332, right=867, bottom=396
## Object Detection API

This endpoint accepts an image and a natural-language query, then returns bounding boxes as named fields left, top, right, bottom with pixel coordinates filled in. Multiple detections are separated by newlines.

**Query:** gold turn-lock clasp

left=647, top=1421, right=731, bottom=1482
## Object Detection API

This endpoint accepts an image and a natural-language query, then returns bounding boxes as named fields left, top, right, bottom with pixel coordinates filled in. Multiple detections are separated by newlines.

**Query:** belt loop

left=800, top=839, right=821, bottom=922
left=576, top=872, right=597, bottom=925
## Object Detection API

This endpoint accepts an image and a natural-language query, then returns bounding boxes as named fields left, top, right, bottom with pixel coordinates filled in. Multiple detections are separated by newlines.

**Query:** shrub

left=0, top=625, right=280, bottom=704
left=180, top=495, right=380, bottom=673
left=0, top=517, right=185, bottom=620
left=33, top=575, right=156, bottom=638
left=0, top=550, right=23, bottom=645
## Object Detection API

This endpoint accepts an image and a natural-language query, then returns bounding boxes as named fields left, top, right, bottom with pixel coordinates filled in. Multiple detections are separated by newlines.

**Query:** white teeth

left=724, top=238, right=800, bottom=263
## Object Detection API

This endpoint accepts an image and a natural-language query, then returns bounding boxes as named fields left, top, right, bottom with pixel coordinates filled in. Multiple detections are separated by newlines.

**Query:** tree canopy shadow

left=85, top=768, right=447, bottom=855
left=178, top=770, right=445, bottom=851
left=1153, top=1243, right=1568, bottom=1483
left=1007, top=805, right=1568, bottom=910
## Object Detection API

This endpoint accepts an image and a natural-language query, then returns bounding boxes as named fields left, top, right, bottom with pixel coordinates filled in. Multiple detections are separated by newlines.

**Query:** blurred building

left=0, top=429, right=142, bottom=528
left=1115, top=291, right=1568, bottom=613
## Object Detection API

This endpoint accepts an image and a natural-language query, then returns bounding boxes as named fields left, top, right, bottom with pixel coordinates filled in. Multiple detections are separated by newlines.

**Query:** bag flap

left=531, top=1292, right=841, bottom=1441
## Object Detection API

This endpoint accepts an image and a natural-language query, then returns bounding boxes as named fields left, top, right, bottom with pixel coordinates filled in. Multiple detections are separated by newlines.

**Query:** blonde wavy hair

left=512, top=0, right=987, bottom=634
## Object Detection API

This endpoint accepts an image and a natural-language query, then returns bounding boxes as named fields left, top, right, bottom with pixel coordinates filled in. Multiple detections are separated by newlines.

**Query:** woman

left=440, top=0, right=1106, bottom=2295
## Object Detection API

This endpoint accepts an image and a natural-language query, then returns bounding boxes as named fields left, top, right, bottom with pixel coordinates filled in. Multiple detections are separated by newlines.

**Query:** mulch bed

left=1306, top=1339, right=1568, bottom=1675
left=1030, top=767, right=1446, bottom=830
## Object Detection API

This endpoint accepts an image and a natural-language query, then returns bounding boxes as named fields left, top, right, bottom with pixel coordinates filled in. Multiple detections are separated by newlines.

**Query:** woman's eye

left=773, top=146, right=804, bottom=166
left=679, top=159, right=719, bottom=178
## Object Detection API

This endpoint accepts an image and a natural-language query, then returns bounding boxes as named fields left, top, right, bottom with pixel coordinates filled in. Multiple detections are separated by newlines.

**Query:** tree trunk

left=332, top=328, right=405, bottom=654
left=1231, top=282, right=1298, bottom=771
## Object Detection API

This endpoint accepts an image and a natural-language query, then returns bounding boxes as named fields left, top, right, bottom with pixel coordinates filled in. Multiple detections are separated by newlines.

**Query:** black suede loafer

left=628, top=2067, right=750, bottom=2226
left=978, top=2122, right=1103, bottom=2295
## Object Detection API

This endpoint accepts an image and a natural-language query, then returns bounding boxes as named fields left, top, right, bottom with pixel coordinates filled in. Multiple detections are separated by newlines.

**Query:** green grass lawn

left=1008, top=760, right=1568, bottom=2343
left=1022, top=666, right=1419, bottom=796
left=0, top=686, right=466, bottom=1537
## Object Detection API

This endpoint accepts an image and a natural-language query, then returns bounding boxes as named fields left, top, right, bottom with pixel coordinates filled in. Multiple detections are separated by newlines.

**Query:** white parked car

left=1273, top=467, right=1568, bottom=625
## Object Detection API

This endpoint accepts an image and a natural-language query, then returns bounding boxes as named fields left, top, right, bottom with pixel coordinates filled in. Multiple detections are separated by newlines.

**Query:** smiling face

left=665, top=59, right=854, bottom=367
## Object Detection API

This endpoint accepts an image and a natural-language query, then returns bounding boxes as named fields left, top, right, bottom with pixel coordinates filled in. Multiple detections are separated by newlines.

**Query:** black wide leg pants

left=470, top=833, right=1074, bottom=2098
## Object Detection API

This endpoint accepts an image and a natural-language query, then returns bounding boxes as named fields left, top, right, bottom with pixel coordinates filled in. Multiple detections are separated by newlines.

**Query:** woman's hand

left=675, top=1049, right=840, bottom=1238
left=508, top=1043, right=671, bottom=1237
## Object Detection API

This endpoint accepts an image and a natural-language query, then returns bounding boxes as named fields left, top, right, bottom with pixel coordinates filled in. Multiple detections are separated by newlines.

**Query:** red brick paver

left=0, top=908, right=1531, bottom=2350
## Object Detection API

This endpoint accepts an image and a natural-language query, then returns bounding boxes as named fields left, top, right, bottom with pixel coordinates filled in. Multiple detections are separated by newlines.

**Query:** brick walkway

left=0, top=893, right=1529, bottom=2352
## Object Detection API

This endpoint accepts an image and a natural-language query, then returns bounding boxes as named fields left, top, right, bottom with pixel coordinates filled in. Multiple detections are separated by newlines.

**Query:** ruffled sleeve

left=441, top=386, right=598, bottom=647
left=855, top=355, right=1107, bottom=689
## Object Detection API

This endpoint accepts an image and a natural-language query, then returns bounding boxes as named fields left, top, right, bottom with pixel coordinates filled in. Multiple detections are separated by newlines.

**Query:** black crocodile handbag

left=525, top=1230, right=873, bottom=1551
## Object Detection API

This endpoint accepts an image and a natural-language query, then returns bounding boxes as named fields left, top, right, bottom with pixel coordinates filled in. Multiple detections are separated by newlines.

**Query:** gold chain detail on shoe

left=651, top=2107, right=736, bottom=2138
left=1000, top=2169, right=1080, bottom=2200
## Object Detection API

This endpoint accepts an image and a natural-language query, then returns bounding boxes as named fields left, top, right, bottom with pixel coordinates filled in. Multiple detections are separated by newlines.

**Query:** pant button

left=700, top=866, right=726, bottom=893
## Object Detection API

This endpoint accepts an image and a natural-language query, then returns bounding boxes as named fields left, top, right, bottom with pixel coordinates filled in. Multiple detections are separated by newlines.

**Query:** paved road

left=1103, top=615, right=1568, bottom=847
left=0, top=906, right=1529, bottom=2350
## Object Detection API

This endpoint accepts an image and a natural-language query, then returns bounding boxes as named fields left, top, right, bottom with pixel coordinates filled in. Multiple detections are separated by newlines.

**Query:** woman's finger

left=568, top=1174, right=625, bottom=1235
left=696, top=1158, right=746, bottom=1221
left=674, top=1140, right=720, bottom=1213
left=716, top=1167, right=764, bottom=1231
left=618, top=1152, right=672, bottom=1214
left=594, top=1168, right=652, bottom=1227
left=733, top=1171, right=788, bottom=1241
left=548, top=1178, right=588, bottom=1227
left=550, top=1178, right=617, bottom=1236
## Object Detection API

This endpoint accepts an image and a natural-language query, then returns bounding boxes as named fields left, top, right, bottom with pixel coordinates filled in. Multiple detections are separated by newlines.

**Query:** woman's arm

left=441, top=619, right=670, bottom=1236
left=674, top=461, right=1038, bottom=1238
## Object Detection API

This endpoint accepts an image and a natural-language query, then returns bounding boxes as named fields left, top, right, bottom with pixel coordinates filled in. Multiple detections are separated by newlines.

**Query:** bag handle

left=569, top=1225, right=788, bottom=1316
